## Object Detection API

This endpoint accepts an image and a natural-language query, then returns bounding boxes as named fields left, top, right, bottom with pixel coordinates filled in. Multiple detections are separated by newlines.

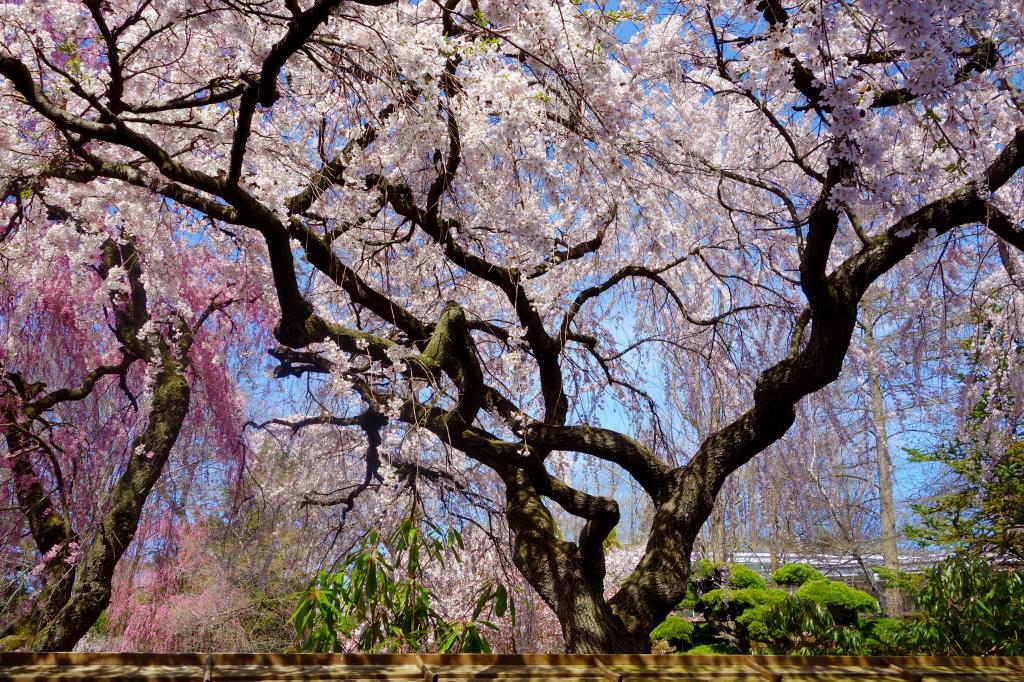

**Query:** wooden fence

left=1, top=653, right=1023, bottom=681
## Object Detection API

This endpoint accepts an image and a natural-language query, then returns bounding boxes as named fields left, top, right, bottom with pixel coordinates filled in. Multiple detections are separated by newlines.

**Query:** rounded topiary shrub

left=698, top=586, right=787, bottom=617
left=771, top=562, right=824, bottom=586
left=682, top=643, right=737, bottom=655
left=650, top=615, right=694, bottom=650
left=688, top=559, right=725, bottom=596
left=736, top=603, right=775, bottom=642
left=727, top=564, right=766, bottom=589
left=795, top=579, right=878, bottom=625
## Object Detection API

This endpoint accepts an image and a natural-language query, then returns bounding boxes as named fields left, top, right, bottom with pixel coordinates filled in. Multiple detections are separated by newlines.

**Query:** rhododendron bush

left=1, top=0, right=1023, bottom=654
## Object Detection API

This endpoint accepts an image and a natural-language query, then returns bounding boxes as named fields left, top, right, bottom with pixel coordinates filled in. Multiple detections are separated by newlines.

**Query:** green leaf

left=366, top=560, right=377, bottom=600
left=293, top=522, right=496, bottom=654
left=494, top=584, right=507, bottom=617
left=437, top=626, right=461, bottom=653
left=408, top=542, right=419, bottom=577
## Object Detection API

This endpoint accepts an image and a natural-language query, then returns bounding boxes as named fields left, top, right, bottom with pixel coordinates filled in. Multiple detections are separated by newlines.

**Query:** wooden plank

left=598, top=655, right=752, bottom=667
left=418, top=655, right=439, bottom=682
left=0, top=664, right=202, bottom=681
left=768, top=665, right=900, bottom=677
left=883, top=657, right=923, bottom=682
left=427, top=665, right=601, bottom=675
left=418, top=655, right=606, bottom=668
left=780, top=676, right=905, bottom=682
left=591, top=657, right=622, bottom=682
left=744, top=656, right=782, bottom=682
left=2, top=652, right=1024, bottom=681
left=908, top=666, right=1024, bottom=676
left=209, top=664, right=424, bottom=681
left=613, top=665, right=752, bottom=671
left=888, top=658, right=1024, bottom=668
left=427, top=667, right=593, bottom=672
left=430, top=677, right=605, bottom=682
left=0, top=653, right=208, bottom=666
left=620, top=672, right=761, bottom=680
left=2, top=653, right=1023, bottom=668
left=919, top=675, right=1024, bottom=682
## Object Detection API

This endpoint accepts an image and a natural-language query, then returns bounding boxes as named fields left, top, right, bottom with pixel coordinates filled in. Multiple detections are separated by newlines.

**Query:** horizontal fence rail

left=1, top=653, right=1023, bottom=681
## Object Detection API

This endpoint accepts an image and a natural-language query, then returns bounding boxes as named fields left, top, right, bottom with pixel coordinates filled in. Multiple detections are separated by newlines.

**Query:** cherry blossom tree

left=2, top=0, right=1023, bottom=653
left=0, top=215, right=254, bottom=649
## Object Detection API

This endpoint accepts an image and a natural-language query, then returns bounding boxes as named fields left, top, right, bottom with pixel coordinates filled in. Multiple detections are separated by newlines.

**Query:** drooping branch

left=559, top=254, right=696, bottom=345
left=527, top=205, right=616, bottom=279
left=28, top=358, right=133, bottom=414
left=31, top=351, right=191, bottom=650
left=369, top=174, right=567, bottom=424
left=607, top=124, right=1024, bottom=641
left=297, top=409, right=387, bottom=520
left=0, top=230, right=200, bottom=650
left=257, top=0, right=399, bottom=108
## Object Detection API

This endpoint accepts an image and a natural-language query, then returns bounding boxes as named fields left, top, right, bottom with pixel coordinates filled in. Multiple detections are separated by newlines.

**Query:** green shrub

left=699, top=587, right=787, bottom=618
left=794, top=579, right=877, bottom=625
left=292, top=520, right=510, bottom=653
left=772, top=563, right=824, bottom=586
left=728, top=564, right=766, bottom=589
left=860, top=616, right=905, bottom=655
left=676, top=583, right=700, bottom=611
left=650, top=616, right=694, bottom=650
left=736, top=604, right=774, bottom=642
left=682, top=643, right=737, bottom=655
left=687, top=559, right=725, bottom=597
left=697, top=587, right=788, bottom=651
left=697, top=587, right=727, bottom=612
left=690, top=559, right=722, bottom=582
left=889, top=554, right=1024, bottom=655
left=873, top=566, right=922, bottom=593
left=688, top=560, right=765, bottom=591
left=755, top=596, right=864, bottom=655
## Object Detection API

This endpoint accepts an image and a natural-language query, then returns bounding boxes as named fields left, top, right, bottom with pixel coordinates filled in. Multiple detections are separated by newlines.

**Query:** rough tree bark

left=0, top=240, right=199, bottom=651
left=2, top=0, right=1022, bottom=653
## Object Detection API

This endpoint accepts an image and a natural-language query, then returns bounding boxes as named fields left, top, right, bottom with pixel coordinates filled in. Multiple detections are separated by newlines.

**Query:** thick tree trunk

left=0, top=417, right=77, bottom=649
left=0, top=237, right=194, bottom=652
left=30, top=358, right=190, bottom=650
left=861, top=312, right=903, bottom=616
left=503, top=469, right=658, bottom=653
left=558, top=578, right=653, bottom=654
